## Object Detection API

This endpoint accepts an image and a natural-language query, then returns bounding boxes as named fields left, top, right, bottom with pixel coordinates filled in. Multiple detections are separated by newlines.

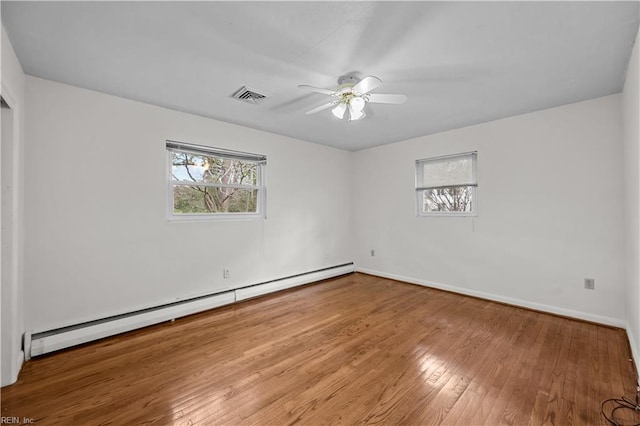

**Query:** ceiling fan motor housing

left=337, top=73, right=361, bottom=90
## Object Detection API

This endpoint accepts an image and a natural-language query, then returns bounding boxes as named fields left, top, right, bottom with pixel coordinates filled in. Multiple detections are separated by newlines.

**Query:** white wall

left=1, top=24, right=26, bottom=386
left=623, top=28, right=640, bottom=372
left=23, top=76, right=353, bottom=333
left=354, top=94, right=625, bottom=325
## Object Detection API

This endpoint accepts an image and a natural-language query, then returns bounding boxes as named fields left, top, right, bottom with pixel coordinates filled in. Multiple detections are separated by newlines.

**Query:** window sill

left=167, top=214, right=265, bottom=223
left=416, top=213, right=477, bottom=218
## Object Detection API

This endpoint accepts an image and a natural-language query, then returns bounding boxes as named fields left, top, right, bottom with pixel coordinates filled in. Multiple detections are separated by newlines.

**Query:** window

left=416, top=151, right=477, bottom=216
left=167, top=141, right=266, bottom=219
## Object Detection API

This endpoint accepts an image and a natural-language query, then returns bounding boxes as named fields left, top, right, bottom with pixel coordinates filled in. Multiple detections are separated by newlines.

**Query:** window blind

left=416, top=151, right=477, bottom=190
left=166, top=140, right=266, bottom=163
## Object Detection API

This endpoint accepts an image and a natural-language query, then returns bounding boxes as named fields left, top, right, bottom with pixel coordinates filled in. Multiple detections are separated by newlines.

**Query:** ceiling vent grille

left=231, top=86, right=268, bottom=105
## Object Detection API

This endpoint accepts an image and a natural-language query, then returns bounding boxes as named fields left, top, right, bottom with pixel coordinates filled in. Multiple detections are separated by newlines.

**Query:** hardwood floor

left=1, top=273, right=637, bottom=425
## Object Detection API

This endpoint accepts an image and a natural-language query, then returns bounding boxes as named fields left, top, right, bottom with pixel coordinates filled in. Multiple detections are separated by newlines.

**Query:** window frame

left=415, top=151, right=478, bottom=217
left=166, top=140, right=266, bottom=221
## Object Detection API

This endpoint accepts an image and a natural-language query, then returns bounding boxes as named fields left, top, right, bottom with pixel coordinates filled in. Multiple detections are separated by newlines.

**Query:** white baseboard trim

left=357, top=268, right=626, bottom=328
left=26, top=263, right=355, bottom=358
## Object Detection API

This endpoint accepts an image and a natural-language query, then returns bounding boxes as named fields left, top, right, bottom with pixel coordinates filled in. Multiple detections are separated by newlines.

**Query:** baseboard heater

left=25, top=263, right=354, bottom=359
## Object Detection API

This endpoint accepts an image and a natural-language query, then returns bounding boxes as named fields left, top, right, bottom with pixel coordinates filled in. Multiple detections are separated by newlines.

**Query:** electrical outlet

left=584, top=278, right=595, bottom=290
left=370, top=249, right=375, bottom=257
left=223, top=268, right=230, bottom=279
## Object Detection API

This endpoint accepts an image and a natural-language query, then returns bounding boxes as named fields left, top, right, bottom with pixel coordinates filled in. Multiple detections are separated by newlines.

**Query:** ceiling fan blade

left=352, top=76, right=382, bottom=95
left=367, top=93, right=408, bottom=104
left=298, top=85, right=336, bottom=96
left=306, top=102, right=336, bottom=115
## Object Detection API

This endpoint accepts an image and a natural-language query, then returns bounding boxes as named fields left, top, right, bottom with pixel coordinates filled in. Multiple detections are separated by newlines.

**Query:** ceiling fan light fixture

left=348, top=102, right=366, bottom=121
left=349, top=111, right=366, bottom=121
left=332, top=103, right=347, bottom=119
left=351, top=96, right=365, bottom=112
left=346, top=96, right=366, bottom=121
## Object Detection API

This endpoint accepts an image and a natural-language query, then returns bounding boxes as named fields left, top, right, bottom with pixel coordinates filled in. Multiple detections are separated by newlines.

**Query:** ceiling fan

left=298, top=74, right=407, bottom=121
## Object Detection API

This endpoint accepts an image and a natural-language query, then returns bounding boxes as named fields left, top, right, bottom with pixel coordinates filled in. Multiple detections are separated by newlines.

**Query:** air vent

left=231, top=86, right=268, bottom=105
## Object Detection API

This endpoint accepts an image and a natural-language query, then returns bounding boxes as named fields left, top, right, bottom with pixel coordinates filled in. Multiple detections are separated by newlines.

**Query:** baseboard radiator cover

left=26, top=263, right=354, bottom=358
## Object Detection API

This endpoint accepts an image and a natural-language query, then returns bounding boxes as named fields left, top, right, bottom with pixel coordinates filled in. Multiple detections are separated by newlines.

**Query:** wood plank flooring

left=1, top=273, right=637, bottom=425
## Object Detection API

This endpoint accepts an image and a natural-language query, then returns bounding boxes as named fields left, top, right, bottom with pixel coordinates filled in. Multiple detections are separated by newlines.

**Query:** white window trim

left=415, top=151, right=478, bottom=218
left=166, top=141, right=266, bottom=221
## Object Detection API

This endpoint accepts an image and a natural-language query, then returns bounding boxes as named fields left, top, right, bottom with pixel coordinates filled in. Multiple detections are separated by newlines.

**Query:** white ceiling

left=2, top=1, right=639, bottom=151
